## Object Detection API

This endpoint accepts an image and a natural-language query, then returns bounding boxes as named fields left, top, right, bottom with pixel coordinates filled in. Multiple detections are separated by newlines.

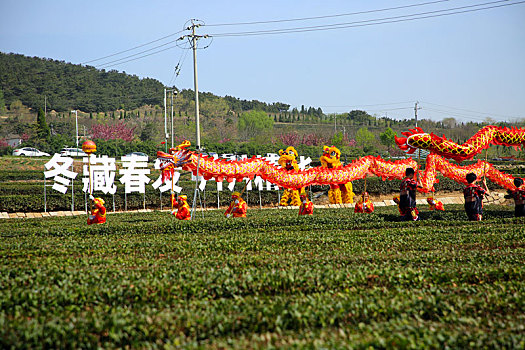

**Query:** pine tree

left=0, top=87, right=6, bottom=114
left=36, top=107, right=50, bottom=139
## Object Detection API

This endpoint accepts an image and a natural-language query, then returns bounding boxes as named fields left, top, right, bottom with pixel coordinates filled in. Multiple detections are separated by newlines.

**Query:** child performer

left=463, top=172, right=489, bottom=221
left=354, top=192, right=374, bottom=214
left=225, top=192, right=247, bottom=218
left=504, top=178, right=525, bottom=217
left=87, top=195, right=106, bottom=225
left=399, top=168, right=419, bottom=221
left=298, top=193, right=314, bottom=216
left=171, top=194, right=191, bottom=220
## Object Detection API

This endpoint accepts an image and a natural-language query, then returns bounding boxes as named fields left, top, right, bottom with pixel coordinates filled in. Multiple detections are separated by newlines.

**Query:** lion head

left=320, top=145, right=342, bottom=168
left=278, top=146, right=299, bottom=171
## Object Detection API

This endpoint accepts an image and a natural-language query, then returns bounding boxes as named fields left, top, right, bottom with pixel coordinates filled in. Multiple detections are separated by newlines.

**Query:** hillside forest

left=1, top=52, right=524, bottom=160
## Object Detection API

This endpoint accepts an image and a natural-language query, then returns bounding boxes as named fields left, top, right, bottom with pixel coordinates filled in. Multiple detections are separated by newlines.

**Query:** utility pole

left=164, top=89, right=168, bottom=152
left=164, top=89, right=177, bottom=148
left=414, top=101, right=421, bottom=128
left=192, top=22, right=201, bottom=150
left=178, top=19, right=210, bottom=219
left=171, top=90, right=174, bottom=149
left=71, top=110, right=79, bottom=150
left=178, top=19, right=208, bottom=150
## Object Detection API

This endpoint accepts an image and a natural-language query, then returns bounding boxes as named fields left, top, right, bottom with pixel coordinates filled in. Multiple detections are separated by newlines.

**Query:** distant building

left=5, top=134, right=22, bottom=147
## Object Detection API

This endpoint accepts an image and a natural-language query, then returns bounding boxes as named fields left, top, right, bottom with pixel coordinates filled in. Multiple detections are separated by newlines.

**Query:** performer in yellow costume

left=278, top=146, right=302, bottom=206
left=320, top=145, right=355, bottom=204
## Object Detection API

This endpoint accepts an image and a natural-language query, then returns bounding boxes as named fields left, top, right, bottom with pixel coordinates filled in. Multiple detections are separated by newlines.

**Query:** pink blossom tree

left=91, top=122, right=136, bottom=142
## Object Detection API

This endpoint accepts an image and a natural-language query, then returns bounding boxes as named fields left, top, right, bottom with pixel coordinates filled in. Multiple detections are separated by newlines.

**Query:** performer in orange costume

left=225, top=192, right=247, bottom=218
left=426, top=196, right=445, bottom=211
left=87, top=196, right=106, bottom=225
left=171, top=194, right=191, bottom=220
left=354, top=192, right=374, bottom=213
left=298, top=193, right=314, bottom=216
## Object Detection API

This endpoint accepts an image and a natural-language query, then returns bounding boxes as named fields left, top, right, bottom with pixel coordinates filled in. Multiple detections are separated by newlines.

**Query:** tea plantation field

left=1, top=205, right=524, bottom=349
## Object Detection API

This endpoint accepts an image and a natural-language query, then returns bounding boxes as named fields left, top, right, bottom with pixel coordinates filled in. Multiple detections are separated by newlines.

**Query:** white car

left=60, top=148, right=87, bottom=157
left=12, top=147, right=50, bottom=157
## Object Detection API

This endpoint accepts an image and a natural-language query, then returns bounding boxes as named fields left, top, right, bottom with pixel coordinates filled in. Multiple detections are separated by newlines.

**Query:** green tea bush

left=0, top=206, right=523, bottom=348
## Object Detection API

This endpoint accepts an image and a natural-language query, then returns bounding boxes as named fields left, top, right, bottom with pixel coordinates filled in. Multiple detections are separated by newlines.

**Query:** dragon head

left=278, top=146, right=299, bottom=171
left=320, top=145, right=342, bottom=168
left=394, top=127, right=430, bottom=154
left=156, top=140, right=192, bottom=183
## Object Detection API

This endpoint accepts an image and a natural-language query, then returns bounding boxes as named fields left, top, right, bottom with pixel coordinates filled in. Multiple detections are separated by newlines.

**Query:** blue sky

left=1, top=0, right=524, bottom=123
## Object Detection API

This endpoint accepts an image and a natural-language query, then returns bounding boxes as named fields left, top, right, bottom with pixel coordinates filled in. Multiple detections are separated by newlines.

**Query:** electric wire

left=79, top=1, right=523, bottom=69
left=204, top=0, right=450, bottom=26
left=96, top=44, right=179, bottom=69
left=421, top=101, right=518, bottom=120
left=208, top=0, right=524, bottom=37
left=321, top=101, right=414, bottom=108
left=94, top=40, right=180, bottom=68
left=423, top=107, right=515, bottom=121
left=82, top=30, right=184, bottom=65
left=168, top=47, right=191, bottom=86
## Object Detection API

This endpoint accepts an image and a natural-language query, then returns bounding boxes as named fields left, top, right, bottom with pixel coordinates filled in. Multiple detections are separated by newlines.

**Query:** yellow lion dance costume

left=278, top=146, right=303, bottom=206
left=320, top=145, right=355, bottom=204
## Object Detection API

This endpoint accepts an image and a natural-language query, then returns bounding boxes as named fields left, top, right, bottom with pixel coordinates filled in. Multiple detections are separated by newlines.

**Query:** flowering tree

left=276, top=132, right=328, bottom=147
left=91, top=122, right=136, bottom=142
left=0, top=138, right=10, bottom=155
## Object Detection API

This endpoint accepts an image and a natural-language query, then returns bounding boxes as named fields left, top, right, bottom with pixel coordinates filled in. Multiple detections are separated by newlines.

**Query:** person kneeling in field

left=298, top=193, right=314, bottom=216
left=172, top=194, right=191, bottom=220
left=399, top=168, right=419, bottom=221
left=225, top=192, right=247, bottom=218
left=87, top=195, right=106, bottom=225
left=504, top=178, right=525, bottom=217
left=463, top=172, right=489, bottom=221
left=354, top=192, right=374, bottom=213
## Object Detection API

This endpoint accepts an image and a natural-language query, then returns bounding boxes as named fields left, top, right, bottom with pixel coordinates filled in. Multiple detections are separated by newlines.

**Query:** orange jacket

left=225, top=199, right=247, bottom=218
left=298, top=200, right=313, bottom=215
left=87, top=201, right=106, bottom=225
left=173, top=200, right=191, bottom=220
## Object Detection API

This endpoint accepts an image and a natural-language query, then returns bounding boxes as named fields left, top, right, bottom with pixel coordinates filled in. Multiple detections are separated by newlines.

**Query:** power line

left=94, top=40, right=180, bottom=68
left=96, top=44, right=180, bottom=69
left=76, top=1, right=525, bottom=73
left=321, top=101, right=414, bottom=108
left=423, top=107, right=512, bottom=121
left=168, top=47, right=191, bottom=86
left=208, top=0, right=525, bottom=37
left=420, top=101, right=518, bottom=120
left=204, top=0, right=450, bottom=26
left=82, top=30, right=184, bottom=65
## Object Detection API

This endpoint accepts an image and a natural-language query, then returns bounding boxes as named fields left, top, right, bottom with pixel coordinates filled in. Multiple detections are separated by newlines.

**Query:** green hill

left=0, top=52, right=291, bottom=116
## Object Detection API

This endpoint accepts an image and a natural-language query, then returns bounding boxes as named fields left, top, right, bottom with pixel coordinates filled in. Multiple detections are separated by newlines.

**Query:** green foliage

left=238, top=110, right=274, bottom=140
left=347, top=109, right=374, bottom=124
left=379, top=127, right=396, bottom=149
left=355, top=127, right=376, bottom=153
left=139, top=122, right=157, bottom=142
left=331, top=131, right=344, bottom=148
left=0, top=87, right=6, bottom=114
left=0, top=207, right=523, bottom=348
left=36, top=107, right=50, bottom=139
